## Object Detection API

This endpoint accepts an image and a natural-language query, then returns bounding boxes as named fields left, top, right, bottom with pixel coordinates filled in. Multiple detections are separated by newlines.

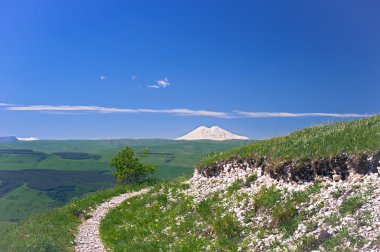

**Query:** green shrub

left=197, top=199, right=212, bottom=219
left=340, top=195, right=366, bottom=215
left=213, top=213, right=242, bottom=244
left=111, top=146, right=156, bottom=184
left=245, top=174, right=258, bottom=185
left=272, top=200, right=298, bottom=230
left=254, top=186, right=282, bottom=209
left=227, top=180, right=243, bottom=196
left=296, top=235, right=318, bottom=251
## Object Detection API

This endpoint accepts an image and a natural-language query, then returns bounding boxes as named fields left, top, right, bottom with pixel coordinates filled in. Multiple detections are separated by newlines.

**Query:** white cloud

left=0, top=103, right=11, bottom=106
left=7, top=105, right=229, bottom=118
left=157, top=77, right=170, bottom=87
left=147, top=84, right=160, bottom=89
left=4, top=103, right=372, bottom=119
left=147, top=77, right=170, bottom=89
left=235, top=111, right=370, bottom=118
left=131, top=75, right=138, bottom=80
left=100, top=75, right=107, bottom=80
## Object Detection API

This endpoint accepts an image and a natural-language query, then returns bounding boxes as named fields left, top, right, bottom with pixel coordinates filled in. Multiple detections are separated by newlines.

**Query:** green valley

left=0, top=139, right=248, bottom=231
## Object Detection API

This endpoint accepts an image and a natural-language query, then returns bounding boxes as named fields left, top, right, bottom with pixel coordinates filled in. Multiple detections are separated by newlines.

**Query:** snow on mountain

left=17, top=137, right=40, bottom=141
left=176, top=126, right=249, bottom=141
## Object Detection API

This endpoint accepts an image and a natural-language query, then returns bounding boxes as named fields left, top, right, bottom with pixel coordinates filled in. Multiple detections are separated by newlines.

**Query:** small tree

left=111, top=146, right=156, bottom=184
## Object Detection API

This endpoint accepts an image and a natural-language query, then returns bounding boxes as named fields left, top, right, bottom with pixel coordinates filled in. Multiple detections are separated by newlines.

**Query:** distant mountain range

left=0, top=136, right=18, bottom=142
left=0, top=136, right=39, bottom=142
left=176, top=126, right=249, bottom=141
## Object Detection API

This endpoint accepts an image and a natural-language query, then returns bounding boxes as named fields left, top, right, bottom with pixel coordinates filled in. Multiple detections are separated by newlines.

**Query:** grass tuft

left=340, top=195, right=367, bottom=215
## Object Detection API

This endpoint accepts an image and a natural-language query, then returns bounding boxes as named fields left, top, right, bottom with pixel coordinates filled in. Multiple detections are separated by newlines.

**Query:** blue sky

left=0, top=0, right=379, bottom=139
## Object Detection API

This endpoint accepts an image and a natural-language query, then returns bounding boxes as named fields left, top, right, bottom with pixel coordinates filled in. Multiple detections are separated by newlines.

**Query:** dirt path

left=75, top=188, right=150, bottom=252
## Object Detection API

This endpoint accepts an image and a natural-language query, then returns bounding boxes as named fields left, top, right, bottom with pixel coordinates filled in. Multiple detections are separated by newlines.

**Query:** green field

left=0, top=139, right=249, bottom=231
left=0, top=139, right=249, bottom=171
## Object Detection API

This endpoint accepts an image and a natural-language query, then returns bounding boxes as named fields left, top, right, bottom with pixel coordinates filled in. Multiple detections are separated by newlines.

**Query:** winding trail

left=75, top=188, right=150, bottom=252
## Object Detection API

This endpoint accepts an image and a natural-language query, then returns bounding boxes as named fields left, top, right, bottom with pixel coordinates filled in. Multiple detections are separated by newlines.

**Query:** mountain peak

left=176, top=126, right=249, bottom=141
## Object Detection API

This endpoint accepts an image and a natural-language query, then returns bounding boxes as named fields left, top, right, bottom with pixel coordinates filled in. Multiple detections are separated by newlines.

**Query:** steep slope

left=176, top=126, right=249, bottom=141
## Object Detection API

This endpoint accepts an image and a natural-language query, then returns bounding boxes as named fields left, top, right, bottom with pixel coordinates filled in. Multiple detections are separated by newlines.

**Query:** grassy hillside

left=199, top=115, right=380, bottom=168
left=0, top=181, right=157, bottom=252
left=0, top=184, right=55, bottom=223
left=101, top=173, right=380, bottom=251
left=99, top=116, right=380, bottom=251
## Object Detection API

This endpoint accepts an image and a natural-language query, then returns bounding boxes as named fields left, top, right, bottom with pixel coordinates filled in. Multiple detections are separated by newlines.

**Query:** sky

left=0, top=0, right=379, bottom=139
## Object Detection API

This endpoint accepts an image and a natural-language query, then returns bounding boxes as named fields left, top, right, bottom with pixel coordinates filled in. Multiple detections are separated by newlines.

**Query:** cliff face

left=186, top=152, right=380, bottom=251
left=197, top=152, right=380, bottom=181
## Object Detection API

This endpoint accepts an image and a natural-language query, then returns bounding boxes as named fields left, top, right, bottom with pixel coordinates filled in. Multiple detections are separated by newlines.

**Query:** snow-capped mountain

left=176, top=126, right=249, bottom=141
left=17, top=137, right=40, bottom=141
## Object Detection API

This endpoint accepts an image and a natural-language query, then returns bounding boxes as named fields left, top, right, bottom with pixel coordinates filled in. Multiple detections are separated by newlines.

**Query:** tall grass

left=199, top=116, right=380, bottom=168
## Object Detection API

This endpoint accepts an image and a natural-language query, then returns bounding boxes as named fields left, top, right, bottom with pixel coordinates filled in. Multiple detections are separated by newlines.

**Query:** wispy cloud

left=235, top=111, right=370, bottom=118
left=131, top=75, right=138, bottom=80
left=100, top=75, right=107, bottom=80
left=3, top=103, right=372, bottom=119
left=147, top=77, right=170, bottom=89
left=6, top=105, right=229, bottom=118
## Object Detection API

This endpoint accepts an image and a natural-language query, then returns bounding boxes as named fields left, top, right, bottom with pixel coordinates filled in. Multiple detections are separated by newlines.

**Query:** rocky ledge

left=186, top=153, right=380, bottom=251
left=198, top=152, right=380, bottom=182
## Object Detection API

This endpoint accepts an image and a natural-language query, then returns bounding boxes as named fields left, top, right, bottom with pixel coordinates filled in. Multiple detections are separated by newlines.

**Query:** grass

left=101, top=180, right=243, bottom=251
left=245, top=173, right=258, bottom=185
left=252, top=183, right=322, bottom=236
left=0, top=181, right=156, bottom=252
left=198, top=116, right=380, bottom=168
left=227, top=179, right=244, bottom=196
left=0, top=184, right=55, bottom=223
left=100, top=179, right=327, bottom=251
left=323, top=227, right=365, bottom=251
left=340, top=195, right=367, bottom=215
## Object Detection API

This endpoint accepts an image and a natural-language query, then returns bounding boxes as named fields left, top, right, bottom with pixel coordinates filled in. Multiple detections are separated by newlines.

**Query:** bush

left=213, top=213, right=242, bottom=244
left=111, top=146, right=156, bottom=184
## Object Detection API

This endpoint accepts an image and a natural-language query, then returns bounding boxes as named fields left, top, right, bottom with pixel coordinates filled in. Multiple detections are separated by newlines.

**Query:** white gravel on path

left=75, top=188, right=150, bottom=252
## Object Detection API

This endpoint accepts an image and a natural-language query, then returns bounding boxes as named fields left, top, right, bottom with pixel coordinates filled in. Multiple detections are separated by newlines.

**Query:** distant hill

left=176, top=126, right=249, bottom=141
left=0, top=136, right=18, bottom=142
